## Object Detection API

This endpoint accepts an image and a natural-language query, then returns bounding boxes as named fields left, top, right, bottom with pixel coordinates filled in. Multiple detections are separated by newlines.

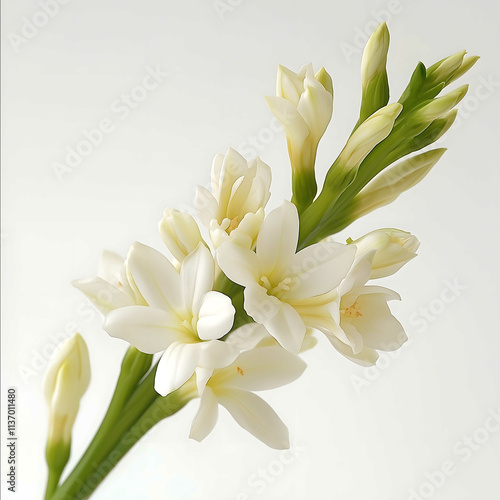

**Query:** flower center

left=227, top=216, right=240, bottom=233
left=260, top=275, right=293, bottom=298
left=220, top=216, right=240, bottom=235
left=342, top=301, right=362, bottom=319
left=181, top=317, right=203, bottom=341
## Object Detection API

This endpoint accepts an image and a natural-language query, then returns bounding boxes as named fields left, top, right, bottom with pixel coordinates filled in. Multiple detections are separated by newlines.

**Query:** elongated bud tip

left=159, top=208, right=205, bottom=263
left=383, top=102, right=403, bottom=118
left=416, top=84, right=468, bottom=122
left=337, top=102, right=402, bottom=174
left=349, top=148, right=447, bottom=224
left=361, top=22, right=390, bottom=87
left=426, top=50, right=467, bottom=85
left=314, top=67, right=333, bottom=95
left=43, top=333, right=91, bottom=445
left=447, top=55, right=480, bottom=85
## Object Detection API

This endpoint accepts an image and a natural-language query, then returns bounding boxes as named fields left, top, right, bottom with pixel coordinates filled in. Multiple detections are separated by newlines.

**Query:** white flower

left=72, top=250, right=146, bottom=315
left=159, top=208, right=207, bottom=265
left=189, top=346, right=306, bottom=449
left=266, top=64, right=333, bottom=173
left=350, top=228, right=420, bottom=279
left=104, top=243, right=238, bottom=396
left=217, top=201, right=356, bottom=353
left=195, top=148, right=271, bottom=248
left=226, top=323, right=318, bottom=353
left=43, top=333, right=91, bottom=444
left=319, top=256, right=407, bottom=366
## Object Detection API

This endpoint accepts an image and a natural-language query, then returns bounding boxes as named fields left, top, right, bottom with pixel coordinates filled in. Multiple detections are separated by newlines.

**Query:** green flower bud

left=350, top=148, right=446, bottom=220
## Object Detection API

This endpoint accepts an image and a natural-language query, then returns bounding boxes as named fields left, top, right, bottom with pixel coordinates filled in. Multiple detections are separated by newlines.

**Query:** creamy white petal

left=244, top=283, right=305, bottom=353
left=297, top=79, right=333, bottom=139
left=301, top=330, right=318, bottom=352
left=277, top=65, right=304, bottom=104
left=225, top=323, right=270, bottom=350
left=213, top=346, right=306, bottom=391
left=216, top=148, right=249, bottom=212
left=354, top=294, right=406, bottom=350
left=285, top=242, right=355, bottom=300
left=338, top=255, right=373, bottom=297
left=198, top=340, right=240, bottom=369
left=159, top=209, right=205, bottom=263
left=210, top=153, right=225, bottom=197
left=98, top=250, right=125, bottom=284
left=223, top=210, right=264, bottom=250
left=256, top=201, right=299, bottom=278
left=319, top=314, right=353, bottom=348
left=248, top=159, right=272, bottom=205
left=127, top=242, right=182, bottom=311
left=341, top=321, right=365, bottom=355
left=226, top=170, right=257, bottom=220
left=189, top=386, right=219, bottom=443
left=217, top=241, right=261, bottom=287
left=218, top=388, right=290, bottom=450
left=354, top=285, right=401, bottom=301
left=104, top=306, right=185, bottom=354
left=181, top=245, right=214, bottom=315
left=197, top=291, right=235, bottom=340
left=72, top=277, right=134, bottom=314
left=194, top=186, right=220, bottom=226
left=265, top=96, right=309, bottom=146
left=325, top=332, right=379, bottom=367
left=154, top=342, right=202, bottom=396
left=195, top=366, right=214, bottom=395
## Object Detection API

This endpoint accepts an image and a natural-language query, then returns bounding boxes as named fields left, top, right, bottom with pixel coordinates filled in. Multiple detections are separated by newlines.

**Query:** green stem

left=70, top=382, right=196, bottom=500
left=48, top=253, right=253, bottom=500
left=50, top=349, right=153, bottom=500
left=291, top=167, right=317, bottom=216
left=298, top=127, right=409, bottom=248
left=45, top=436, right=70, bottom=500
left=44, top=467, right=61, bottom=500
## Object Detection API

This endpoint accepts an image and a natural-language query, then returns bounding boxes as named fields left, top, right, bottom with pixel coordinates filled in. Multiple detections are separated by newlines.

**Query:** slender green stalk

left=49, top=349, right=152, bottom=500
left=69, top=382, right=197, bottom=500
left=44, top=468, right=61, bottom=500
left=44, top=435, right=71, bottom=500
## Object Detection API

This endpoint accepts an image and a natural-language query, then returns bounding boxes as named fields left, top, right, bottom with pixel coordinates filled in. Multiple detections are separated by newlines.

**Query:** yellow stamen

left=342, top=301, right=362, bottom=318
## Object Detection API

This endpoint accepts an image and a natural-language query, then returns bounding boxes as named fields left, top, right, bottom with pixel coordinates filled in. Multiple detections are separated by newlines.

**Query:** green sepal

left=357, top=71, right=390, bottom=128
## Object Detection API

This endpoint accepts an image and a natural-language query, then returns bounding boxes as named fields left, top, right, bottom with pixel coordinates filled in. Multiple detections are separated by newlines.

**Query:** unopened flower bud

left=350, top=228, right=420, bottom=278
left=426, top=50, right=467, bottom=88
left=266, top=63, right=334, bottom=210
left=339, top=103, right=402, bottom=170
left=159, top=208, right=206, bottom=263
left=414, top=85, right=468, bottom=123
left=350, top=148, right=446, bottom=221
left=43, top=333, right=91, bottom=446
left=361, top=22, right=390, bottom=91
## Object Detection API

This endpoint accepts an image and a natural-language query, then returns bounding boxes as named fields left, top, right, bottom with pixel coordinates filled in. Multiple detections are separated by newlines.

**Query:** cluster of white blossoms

left=74, top=145, right=419, bottom=449
left=41, top=23, right=477, bottom=500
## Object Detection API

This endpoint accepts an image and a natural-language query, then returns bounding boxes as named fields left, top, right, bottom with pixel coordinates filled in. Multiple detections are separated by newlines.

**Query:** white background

left=2, top=0, right=500, bottom=499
